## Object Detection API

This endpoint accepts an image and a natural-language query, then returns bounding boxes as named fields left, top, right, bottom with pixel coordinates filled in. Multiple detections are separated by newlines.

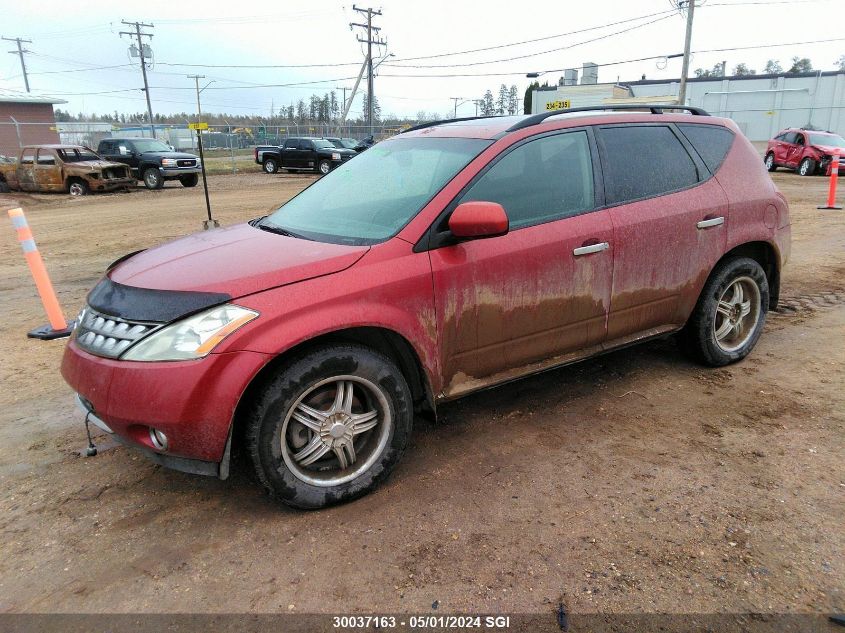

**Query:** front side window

left=782, top=132, right=798, bottom=144
left=20, top=151, right=35, bottom=165
left=299, top=139, right=315, bottom=150
left=283, top=138, right=299, bottom=149
left=599, top=125, right=699, bottom=205
left=459, top=131, right=595, bottom=229
left=261, top=137, right=491, bottom=245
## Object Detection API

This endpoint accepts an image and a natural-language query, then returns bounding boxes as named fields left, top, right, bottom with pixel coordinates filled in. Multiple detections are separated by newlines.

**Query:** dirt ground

left=0, top=168, right=842, bottom=625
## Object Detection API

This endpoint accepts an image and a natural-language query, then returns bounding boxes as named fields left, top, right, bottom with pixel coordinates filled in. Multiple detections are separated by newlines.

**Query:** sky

left=0, top=0, right=843, bottom=121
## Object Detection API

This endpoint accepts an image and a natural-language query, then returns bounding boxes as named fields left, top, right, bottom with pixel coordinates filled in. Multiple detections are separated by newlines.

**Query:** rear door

left=17, top=149, right=37, bottom=191
left=596, top=123, right=728, bottom=341
left=35, top=148, right=63, bottom=191
left=429, top=129, right=614, bottom=396
left=282, top=138, right=300, bottom=167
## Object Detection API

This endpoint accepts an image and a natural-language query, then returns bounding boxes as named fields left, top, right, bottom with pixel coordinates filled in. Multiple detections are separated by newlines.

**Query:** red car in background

left=765, top=128, right=845, bottom=176
left=62, top=106, right=791, bottom=508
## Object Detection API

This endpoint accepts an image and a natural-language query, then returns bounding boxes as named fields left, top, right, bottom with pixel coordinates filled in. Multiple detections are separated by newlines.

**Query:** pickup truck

left=254, top=137, right=357, bottom=175
left=97, top=138, right=202, bottom=190
left=0, top=145, right=135, bottom=196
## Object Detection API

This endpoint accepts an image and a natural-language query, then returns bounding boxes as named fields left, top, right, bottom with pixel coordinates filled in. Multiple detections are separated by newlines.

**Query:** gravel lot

left=0, top=169, right=842, bottom=627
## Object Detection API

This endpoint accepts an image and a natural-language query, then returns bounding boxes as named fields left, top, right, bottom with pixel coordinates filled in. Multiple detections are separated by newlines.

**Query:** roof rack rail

left=506, top=104, right=710, bottom=132
left=400, top=115, right=499, bottom=134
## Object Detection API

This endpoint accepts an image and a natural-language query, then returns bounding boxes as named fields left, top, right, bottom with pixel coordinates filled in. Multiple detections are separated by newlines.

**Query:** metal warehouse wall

left=629, top=72, right=845, bottom=140
left=0, top=103, right=60, bottom=157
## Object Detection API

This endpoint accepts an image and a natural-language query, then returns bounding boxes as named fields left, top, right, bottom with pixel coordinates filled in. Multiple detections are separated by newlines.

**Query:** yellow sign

left=188, top=122, right=209, bottom=130
left=545, top=100, right=571, bottom=111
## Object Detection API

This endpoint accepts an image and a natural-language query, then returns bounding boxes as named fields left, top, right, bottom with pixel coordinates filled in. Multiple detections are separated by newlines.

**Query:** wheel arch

left=712, top=241, right=781, bottom=310
left=229, top=326, right=436, bottom=463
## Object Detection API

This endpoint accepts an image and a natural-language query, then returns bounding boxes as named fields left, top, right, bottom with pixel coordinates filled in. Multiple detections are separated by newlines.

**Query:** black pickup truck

left=254, top=137, right=357, bottom=175
left=98, top=138, right=202, bottom=190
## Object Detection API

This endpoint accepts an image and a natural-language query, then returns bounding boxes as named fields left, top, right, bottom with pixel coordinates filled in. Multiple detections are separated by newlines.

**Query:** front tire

left=764, top=153, right=776, bottom=172
left=263, top=159, right=278, bottom=174
left=798, top=157, right=816, bottom=176
left=679, top=257, right=768, bottom=366
left=180, top=174, right=199, bottom=187
left=317, top=160, right=331, bottom=175
left=245, top=344, right=413, bottom=509
left=143, top=167, right=163, bottom=190
left=67, top=179, right=89, bottom=196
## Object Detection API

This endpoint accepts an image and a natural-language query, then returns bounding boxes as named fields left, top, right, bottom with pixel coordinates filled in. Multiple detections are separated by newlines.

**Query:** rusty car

left=0, top=145, right=135, bottom=196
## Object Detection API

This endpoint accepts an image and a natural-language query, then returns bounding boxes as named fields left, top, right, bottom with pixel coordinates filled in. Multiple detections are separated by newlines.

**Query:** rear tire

left=764, top=153, right=777, bottom=172
left=798, top=157, right=816, bottom=176
left=245, top=344, right=413, bottom=509
left=143, top=167, right=164, bottom=190
left=180, top=174, right=199, bottom=187
left=678, top=257, right=768, bottom=367
left=263, top=159, right=278, bottom=174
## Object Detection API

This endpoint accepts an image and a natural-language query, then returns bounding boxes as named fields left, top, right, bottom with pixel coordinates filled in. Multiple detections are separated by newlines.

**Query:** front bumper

left=160, top=166, right=202, bottom=178
left=92, top=176, right=136, bottom=191
left=61, top=339, right=271, bottom=465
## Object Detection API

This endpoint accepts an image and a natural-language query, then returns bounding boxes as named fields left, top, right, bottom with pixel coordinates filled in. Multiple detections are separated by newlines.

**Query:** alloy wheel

left=713, top=276, right=761, bottom=353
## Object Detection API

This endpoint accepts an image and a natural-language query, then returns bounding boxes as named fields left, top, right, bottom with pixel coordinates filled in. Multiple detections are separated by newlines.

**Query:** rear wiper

left=257, top=222, right=308, bottom=240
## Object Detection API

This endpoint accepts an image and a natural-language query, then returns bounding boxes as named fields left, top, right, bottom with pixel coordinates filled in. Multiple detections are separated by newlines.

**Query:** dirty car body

left=0, top=145, right=134, bottom=195
left=62, top=108, right=791, bottom=508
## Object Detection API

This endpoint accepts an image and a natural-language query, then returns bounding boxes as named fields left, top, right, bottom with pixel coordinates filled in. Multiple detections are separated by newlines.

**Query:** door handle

left=573, top=242, right=610, bottom=256
left=696, top=216, right=725, bottom=229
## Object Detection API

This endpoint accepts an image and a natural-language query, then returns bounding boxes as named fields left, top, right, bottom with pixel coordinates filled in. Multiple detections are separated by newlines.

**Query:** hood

left=109, top=222, right=369, bottom=297
left=335, top=148, right=357, bottom=155
left=139, top=151, right=199, bottom=160
left=812, top=144, right=845, bottom=156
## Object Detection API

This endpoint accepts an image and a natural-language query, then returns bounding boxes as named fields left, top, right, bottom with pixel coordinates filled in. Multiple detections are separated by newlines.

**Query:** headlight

left=331, top=152, right=341, bottom=161
left=161, top=158, right=178, bottom=167
left=121, top=304, right=258, bottom=361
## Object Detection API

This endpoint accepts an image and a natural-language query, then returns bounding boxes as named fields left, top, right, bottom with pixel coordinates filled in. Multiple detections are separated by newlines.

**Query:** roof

left=22, top=144, right=90, bottom=150
left=0, top=93, right=67, bottom=105
left=622, top=69, right=844, bottom=87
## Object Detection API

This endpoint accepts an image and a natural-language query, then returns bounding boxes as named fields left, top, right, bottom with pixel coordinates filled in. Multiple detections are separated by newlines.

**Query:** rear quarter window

left=598, top=125, right=699, bottom=205
left=677, top=124, right=736, bottom=174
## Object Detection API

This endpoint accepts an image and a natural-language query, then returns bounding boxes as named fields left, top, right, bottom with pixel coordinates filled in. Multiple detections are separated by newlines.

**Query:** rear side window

left=599, top=125, right=698, bottom=205
left=678, top=124, right=735, bottom=174
left=459, top=130, right=595, bottom=229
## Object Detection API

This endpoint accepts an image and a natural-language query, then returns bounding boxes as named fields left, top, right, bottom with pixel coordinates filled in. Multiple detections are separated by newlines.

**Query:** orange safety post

left=818, top=151, right=843, bottom=210
left=7, top=207, right=74, bottom=339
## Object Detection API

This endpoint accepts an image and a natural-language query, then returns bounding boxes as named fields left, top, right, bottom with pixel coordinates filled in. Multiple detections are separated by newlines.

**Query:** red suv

left=62, top=106, right=791, bottom=508
left=765, top=128, right=845, bottom=176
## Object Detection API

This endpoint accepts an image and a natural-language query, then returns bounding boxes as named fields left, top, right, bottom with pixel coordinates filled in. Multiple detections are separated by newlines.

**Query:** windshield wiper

left=257, top=222, right=309, bottom=240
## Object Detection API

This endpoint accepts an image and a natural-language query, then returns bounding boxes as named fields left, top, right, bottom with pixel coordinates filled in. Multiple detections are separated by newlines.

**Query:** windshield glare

left=132, top=139, right=173, bottom=152
left=809, top=133, right=845, bottom=148
left=261, top=137, right=491, bottom=245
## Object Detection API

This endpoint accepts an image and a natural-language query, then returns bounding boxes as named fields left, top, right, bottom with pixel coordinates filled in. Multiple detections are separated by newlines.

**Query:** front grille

left=103, top=167, right=127, bottom=180
left=75, top=307, right=160, bottom=358
left=177, top=159, right=196, bottom=167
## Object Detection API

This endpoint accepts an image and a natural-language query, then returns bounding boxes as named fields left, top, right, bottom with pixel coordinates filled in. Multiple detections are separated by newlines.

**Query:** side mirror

left=448, top=201, right=509, bottom=240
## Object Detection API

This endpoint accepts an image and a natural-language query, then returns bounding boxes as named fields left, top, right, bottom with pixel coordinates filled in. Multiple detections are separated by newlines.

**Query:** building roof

left=0, top=93, right=68, bottom=105
left=622, top=69, right=844, bottom=87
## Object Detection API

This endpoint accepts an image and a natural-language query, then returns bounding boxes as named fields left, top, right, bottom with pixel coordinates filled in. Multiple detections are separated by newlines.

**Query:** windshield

left=340, top=139, right=359, bottom=149
left=809, top=133, right=845, bottom=148
left=326, top=139, right=344, bottom=148
left=132, top=139, right=173, bottom=153
left=261, top=137, right=491, bottom=245
left=313, top=139, right=335, bottom=149
left=57, top=148, right=101, bottom=162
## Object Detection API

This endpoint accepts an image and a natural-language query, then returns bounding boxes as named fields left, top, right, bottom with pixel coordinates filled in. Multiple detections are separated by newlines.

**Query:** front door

left=596, top=124, right=728, bottom=341
left=429, top=129, right=614, bottom=398
left=299, top=139, right=317, bottom=170
left=282, top=138, right=300, bottom=168
left=35, top=149, right=63, bottom=191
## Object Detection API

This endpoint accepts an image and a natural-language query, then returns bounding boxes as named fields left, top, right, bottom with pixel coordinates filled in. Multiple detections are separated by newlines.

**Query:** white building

left=531, top=70, right=845, bottom=141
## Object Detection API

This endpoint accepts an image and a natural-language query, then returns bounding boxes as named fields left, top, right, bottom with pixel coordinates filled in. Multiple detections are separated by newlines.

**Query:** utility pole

left=351, top=6, right=385, bottom=136
left=188, top=75, right=206, bottom=122
left=2, top=37, right=32, bottom=92
left=450, top=97, right=463, bottom=118
left=120, top=20, right=156, bottom=138
left=677, top=0, right=696, bottom=106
